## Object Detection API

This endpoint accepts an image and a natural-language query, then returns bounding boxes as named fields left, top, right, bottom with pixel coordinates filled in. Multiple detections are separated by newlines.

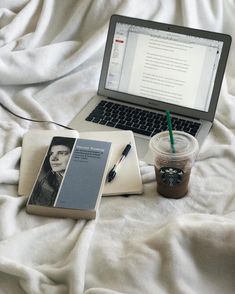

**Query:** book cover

left=26, top=136, right=111, bottom=219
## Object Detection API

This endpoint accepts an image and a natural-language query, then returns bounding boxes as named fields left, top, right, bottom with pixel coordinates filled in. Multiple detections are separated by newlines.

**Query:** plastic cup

left=149, top=131, right=199, bottom=198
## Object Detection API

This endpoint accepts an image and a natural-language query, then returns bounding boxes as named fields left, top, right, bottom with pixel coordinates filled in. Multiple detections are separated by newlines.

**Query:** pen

left=107, top=142, right=132, bottom=182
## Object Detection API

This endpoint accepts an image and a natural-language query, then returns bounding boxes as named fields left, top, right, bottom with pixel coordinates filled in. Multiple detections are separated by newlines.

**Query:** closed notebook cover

left=19, top=130, right=143, bottom=197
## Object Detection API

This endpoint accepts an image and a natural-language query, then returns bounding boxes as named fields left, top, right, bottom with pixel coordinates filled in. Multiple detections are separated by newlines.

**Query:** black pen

left=107, top=142, right=132, bottom=182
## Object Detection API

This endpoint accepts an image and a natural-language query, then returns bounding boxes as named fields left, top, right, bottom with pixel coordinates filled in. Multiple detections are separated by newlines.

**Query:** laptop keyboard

left=85, top=100, right=201, bottom=137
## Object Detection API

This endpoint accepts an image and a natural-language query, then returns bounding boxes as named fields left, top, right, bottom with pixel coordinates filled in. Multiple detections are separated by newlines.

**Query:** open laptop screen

left=105, top=22, right=223, bottom=112
left=98, top=15, right=231, bottom=121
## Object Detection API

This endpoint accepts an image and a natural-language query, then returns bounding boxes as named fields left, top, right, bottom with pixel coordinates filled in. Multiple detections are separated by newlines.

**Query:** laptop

left=69, top=14, right=231, bottom=163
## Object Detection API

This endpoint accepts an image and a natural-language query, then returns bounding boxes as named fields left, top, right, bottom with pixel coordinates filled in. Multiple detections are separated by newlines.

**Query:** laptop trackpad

left=135, top=137, right=153, bottom=164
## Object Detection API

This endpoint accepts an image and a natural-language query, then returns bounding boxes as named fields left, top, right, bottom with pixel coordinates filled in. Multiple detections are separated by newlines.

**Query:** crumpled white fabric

left=0, top=1, right=235, bottom=293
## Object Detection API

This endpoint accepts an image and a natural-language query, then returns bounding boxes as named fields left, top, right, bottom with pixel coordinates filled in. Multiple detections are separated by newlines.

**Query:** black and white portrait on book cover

left=28, top=137, right=76, bottom=207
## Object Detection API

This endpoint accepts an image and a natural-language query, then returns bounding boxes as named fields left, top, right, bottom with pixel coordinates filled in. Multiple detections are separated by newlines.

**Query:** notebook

left=69, top=14, right=231, bottom=163
left=18, top=130, right=143, bottom=197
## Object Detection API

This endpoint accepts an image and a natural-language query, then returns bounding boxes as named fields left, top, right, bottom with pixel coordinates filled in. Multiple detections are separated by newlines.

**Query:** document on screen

left=124, top=32, right=217, bottom=110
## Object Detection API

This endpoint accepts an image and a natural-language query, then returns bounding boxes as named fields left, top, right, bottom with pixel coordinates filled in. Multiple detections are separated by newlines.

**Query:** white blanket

left=0, top=1, right=235, bottom=293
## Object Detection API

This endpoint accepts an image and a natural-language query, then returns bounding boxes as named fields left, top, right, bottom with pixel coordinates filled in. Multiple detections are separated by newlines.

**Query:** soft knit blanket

left=0, top=1, right=235, bottom=293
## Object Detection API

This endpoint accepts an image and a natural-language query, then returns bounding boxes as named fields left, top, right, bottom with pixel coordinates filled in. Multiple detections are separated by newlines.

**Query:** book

left=18, top=130, right=143, bottom=197
left=26, top=136, right=111, bottom=219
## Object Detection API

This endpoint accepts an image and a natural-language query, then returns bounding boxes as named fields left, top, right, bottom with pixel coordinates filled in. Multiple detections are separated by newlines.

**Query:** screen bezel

left=98, top=14, right=231, bottom=121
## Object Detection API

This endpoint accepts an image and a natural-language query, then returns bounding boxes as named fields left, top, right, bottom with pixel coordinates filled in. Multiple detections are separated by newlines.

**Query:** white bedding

left=0, top=1, right=235, bottom=293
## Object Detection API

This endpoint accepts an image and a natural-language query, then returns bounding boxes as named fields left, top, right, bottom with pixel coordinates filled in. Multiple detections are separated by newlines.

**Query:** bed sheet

left=0, top=1, right=235, bottom=293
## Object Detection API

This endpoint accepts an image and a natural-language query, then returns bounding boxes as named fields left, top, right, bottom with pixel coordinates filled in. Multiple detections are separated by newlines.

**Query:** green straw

left=166, top=110, right=176, bottom=153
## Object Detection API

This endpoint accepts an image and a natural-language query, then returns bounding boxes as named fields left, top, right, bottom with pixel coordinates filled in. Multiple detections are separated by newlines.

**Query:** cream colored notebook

left=18, top=130, right=143, bottom=197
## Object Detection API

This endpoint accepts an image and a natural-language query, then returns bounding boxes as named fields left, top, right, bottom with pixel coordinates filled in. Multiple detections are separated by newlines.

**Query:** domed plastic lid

left=149, top=131, right=199, bottom=160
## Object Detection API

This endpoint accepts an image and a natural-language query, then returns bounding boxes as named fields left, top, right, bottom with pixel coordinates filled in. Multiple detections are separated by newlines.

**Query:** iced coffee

left=149, top=131, right=199, bottom=198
